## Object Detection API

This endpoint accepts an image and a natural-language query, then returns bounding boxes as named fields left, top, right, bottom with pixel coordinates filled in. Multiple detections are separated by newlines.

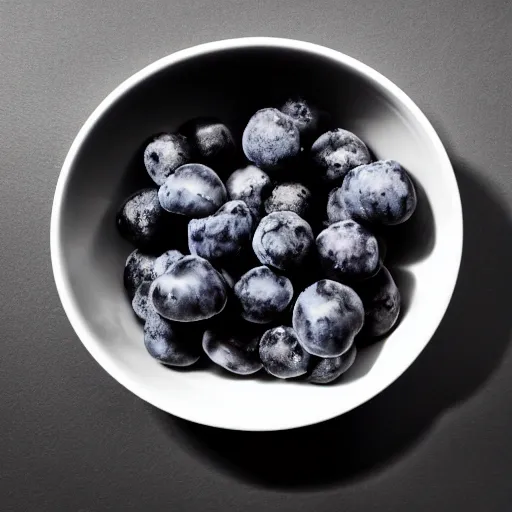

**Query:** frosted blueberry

left=307, top=345, right=357, bottom=384
left=149, top=255, right=228, bottom=322
left=116, top=188, right=170, bottom=251
left=292, top=279, right=364, bottom=357
left=153, top=249, right=185, bottom=277
left=316, top=220, right=381, bottom=282
left=144, top=133, right=192, bottom=186
left=188, top=200, right=253, bottom=261
left=280, top=98, right=320, bottom=140
left=234, top=266, right=293, bottom=324
left=132, top=280, right=153, bottom=320
left=178, top=117, right=235, bottom=174
left=259, top=326, right=311, bottom=379
left=311, top=129, right=371, bottom=184
left=326, top=186, right=352, bottom=224
left=242, top=108, right=300, bottom=170
left=144, top=308, right=202, bottom=367
left=252, top=211, right=314, bottom=271
left=202, top=326, right=262, bottom=375
left=355, top=266, right=401, bottom=337
left=264, top=182, right=312, bottom=218
left=158, top=163, right=227, bottom=218
left=342, top=160, right=417, bottom=225
left=123, top=249, right=157, bottom=299
left=225, top=165, right=272, bottom=220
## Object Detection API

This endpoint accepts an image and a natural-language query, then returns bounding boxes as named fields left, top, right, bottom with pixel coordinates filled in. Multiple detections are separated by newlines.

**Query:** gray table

left=2, top=1, right=512, bottom=510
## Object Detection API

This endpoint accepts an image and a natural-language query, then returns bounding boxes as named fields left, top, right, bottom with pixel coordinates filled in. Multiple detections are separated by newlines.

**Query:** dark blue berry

left=226, top=165, right=272, bottom=220
left=264, top=182, right=312, bottom=218
left=292, top=279, right=364, bottom=357
left=144, top=133, right=192, bottom=186
left=149, top=255, right=227, bottom=322
left=307, top=345, right=357, bottom=384
left=158, top=163, right=227, bottom=218
left=316, top=220, right=381, bottom=282
left=242, top=108, right=300, bottom=170
left=116, top=188, right=171, bottom=251
left=123, top=249, right=157, bottom=299
left=311, top=129, right=371, bottom=184
left=234, top=266, right=293, bottom=324
left=342, top=160, right=417, bottom=225
left=252, top=211, right=314, bottom=271
left=188, top=200, right=253, bottom=261
left=259, top=326, right=311, bottom=379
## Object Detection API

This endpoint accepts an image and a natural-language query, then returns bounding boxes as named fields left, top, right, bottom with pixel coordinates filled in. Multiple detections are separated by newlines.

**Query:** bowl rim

left=50, top=37, right=463, bottom=431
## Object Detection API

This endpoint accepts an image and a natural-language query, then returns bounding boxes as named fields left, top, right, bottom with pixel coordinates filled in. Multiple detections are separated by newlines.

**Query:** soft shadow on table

left=151, top=153, right=512, bottom=491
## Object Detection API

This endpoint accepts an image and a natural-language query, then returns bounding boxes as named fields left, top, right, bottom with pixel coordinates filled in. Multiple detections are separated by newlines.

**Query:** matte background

left=1, top=1, right=511, bottom=511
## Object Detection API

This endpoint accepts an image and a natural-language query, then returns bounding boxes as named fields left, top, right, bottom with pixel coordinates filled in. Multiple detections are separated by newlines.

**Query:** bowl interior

left=53, top=41, right=461, bottom=431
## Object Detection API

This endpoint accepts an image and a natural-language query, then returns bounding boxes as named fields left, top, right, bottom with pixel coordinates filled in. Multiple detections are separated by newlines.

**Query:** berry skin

left=252, top=211, right=314, bottom=271
left=264, top=182, right=312, bottom=219
left=178, top=117, right=235, bottom=175
left=316, top=219, right=381, bottom=282
left=280, top=98, right=320, bottom=140
left=311, top=129, right=371, bottom=184
left=242, top=108, right=301, bottom=171
left=116, top=188, right=171, bottom=251
left=225, top=165, right=272, bottom=221
left=132, top=280, right=153, bottom=320
left=326, top=186, right=352, bottom=224
left=355, top=266, right=401, bottom=337
left=202, top=326, right=262, bottom=375
left=158, top=163, right=227, bottom=218
left=341, top=160, right=417, bottom=225
left=153, top=249, right=185, bottom=277
left=149, top=255, right=228, bottom=322
left=144, top=308, right=202, bottom=367
left=234, top=266, right=294, bottom=324
left=188, top=200, right=253, bottom=261
left=123, top=249, right=157, bottom=299
left=259, top=326, right=311, bottom=379
left=144, top=133, right=192, bottom=186
left=292, top=279, right=364, bottom=357
left=307, top=345, right=357, bottom=384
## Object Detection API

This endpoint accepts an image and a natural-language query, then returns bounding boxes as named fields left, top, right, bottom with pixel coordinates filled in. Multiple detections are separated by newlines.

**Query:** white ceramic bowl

left=51, top=38, right=463, bottom=431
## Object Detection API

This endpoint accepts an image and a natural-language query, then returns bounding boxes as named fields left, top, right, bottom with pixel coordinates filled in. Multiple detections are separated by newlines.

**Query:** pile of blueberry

left=117, top=99, right=417, bottom=384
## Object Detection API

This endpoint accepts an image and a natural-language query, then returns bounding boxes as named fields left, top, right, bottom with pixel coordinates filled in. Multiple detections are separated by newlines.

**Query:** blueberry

left=326, top=186, right=352, bottom=224
left=307, top=345, right=357, bottom=384
left=259, top=326, right=311, bottom=379
left=149, top=255, right=227, bottom=322
left=116, top=188, right=170, bottom=250
left=123, top=249, right=157, bottom=299
left=264, top=182, right=312, bottom=218
left=252, top=211, right=314, bottom=271
left=355, top=266, right=401, bottom=337
left=292, top=279, right=364, bottom=357
left=132, top=280, right=152, bottom=320
left=234, top=266, right=293, bottom=324
left=311, top=129, right=371, bottom=184
left=153, top=249, right=185, bottom=277
left=144, top=308, right=202, bottom=367
left=144, top=133, right=192, bottom=186
left=342, top=160, right=417, bottom=225
left=158, top=163, right=227, bottom=218
left=178, top=117, right=235, bottom=174
left=225, top=165, right=272, bottom=220
left=316, top=220, right=381, bottom=282
left=242, top=108, right=300, bottom=170
left=202, top=326, right=262, bottom=375
left=280, top=98, right=320, bottom=140
left=188, top=200, right=253, bottom=261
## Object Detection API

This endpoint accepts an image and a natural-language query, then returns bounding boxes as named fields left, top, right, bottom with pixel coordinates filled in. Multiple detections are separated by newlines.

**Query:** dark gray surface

left=1, top=0, right=511, bottom=510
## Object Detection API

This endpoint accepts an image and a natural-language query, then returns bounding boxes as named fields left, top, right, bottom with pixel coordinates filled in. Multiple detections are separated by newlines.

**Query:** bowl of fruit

left=51, top=37, right=462, bottom=431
